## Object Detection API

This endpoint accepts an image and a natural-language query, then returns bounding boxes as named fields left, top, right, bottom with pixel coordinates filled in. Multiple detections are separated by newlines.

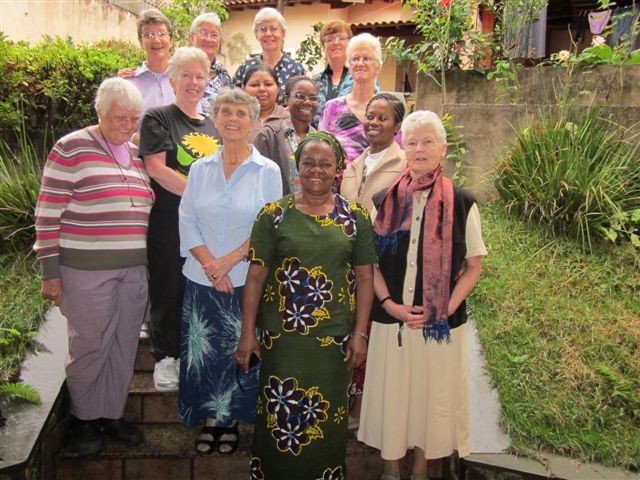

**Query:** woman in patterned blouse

left=236, top=132, right=377, bottom=479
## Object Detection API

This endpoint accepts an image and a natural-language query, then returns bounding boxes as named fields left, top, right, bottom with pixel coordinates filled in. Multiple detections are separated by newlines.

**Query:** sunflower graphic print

left=248, top=193, right=378, bottom=479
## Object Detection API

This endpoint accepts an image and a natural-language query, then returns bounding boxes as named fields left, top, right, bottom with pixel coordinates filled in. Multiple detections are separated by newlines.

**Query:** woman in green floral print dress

left=236, top=132, right=377, bottom=480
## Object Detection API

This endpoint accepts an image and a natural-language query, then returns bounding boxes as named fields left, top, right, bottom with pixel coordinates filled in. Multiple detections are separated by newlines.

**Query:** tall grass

left=495, top=108, right=640, bottom=252
left=473, top=203, right=640, bottom=469
left=0, top=127, right=44, bottom=252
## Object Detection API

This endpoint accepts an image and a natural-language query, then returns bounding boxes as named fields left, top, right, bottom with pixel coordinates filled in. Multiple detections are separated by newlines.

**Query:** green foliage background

left=0, top=34, right=143, bottom=147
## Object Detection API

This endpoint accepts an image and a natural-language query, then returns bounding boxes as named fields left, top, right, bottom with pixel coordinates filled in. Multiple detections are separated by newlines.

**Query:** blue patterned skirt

left=250, top=331, right=351, bottom=480
left=179, top=279, right=259, bottom=427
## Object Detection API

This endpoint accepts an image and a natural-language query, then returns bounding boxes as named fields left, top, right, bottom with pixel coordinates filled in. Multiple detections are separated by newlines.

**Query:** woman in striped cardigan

left=34, top=77, right=155, bottom=456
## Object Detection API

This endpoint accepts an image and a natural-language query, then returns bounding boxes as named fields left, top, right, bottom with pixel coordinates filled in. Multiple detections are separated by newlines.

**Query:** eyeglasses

left=257, top=24, right=281, bottom=34
left=196, top=29, right=220, bottom=40
left=324, top=35, right=348, bottom=44
left=292, top=92, right=319, bottom=103
left=235, top=353, right=260, bottom=392
left=349, top=56, right=375, bottom=65
left=110, top=115, right=141, bottom=126
left=141, top=31, right=170, bottom=40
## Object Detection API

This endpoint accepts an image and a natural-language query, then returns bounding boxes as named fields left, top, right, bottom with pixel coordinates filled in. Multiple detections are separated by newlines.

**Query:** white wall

left=0, top=0, right=139, bottom=45
left=222, top=1, right=413, bottom=91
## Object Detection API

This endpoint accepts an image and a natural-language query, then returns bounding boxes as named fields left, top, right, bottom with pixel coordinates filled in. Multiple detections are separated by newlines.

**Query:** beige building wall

left=0, top=0, right=139, bottom=45
left=222, top=0, right=412, bottom=91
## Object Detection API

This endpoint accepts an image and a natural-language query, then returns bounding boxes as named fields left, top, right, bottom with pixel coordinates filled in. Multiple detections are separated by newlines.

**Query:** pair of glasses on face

left=292, top=92, right=319, bottom=103
left=141, top=31, right=170, bottom=40
left=110, top=115, right=141, bottom=127
left=196, top=30, right=220, bottom=40
left=324, top=35, right=348, bottom=44
left=257, top=25, right=280, bottom=34
left=350, top=56, right=375, bottom=65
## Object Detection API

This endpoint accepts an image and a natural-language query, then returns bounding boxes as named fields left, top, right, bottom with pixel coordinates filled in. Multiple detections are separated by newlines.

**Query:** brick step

left=134, top=338, right=155, bottom=373
left=55, top=422, right=388, bottom=480
left=125, top=371, right=179, bottom=424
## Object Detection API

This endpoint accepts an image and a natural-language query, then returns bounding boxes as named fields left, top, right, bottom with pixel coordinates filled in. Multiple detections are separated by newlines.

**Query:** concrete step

left=54, top=423, right=393, bottom=480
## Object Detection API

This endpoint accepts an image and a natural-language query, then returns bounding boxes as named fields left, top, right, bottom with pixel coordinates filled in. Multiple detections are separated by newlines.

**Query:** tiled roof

left=352, top=20, right=414, bottom=28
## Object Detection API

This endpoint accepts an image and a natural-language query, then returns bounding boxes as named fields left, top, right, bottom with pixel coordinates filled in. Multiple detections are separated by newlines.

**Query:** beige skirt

left=357, top=322, right=469, bottom=460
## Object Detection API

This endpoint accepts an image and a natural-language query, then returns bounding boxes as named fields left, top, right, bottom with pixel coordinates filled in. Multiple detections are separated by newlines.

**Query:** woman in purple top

left=318, top=33, right=386, bottom=171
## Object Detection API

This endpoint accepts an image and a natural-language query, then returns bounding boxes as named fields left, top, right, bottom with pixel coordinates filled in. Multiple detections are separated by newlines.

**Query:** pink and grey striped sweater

left=34, top=127, right=154, bottom=279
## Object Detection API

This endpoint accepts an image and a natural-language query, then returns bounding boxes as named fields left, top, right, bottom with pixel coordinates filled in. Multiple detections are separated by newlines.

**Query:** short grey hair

left=401, top=110, right=447, bottom=144
left=190, top=12, right=222, bottom=34
left=167, top=46, right=210, bottom=80
left=137, top=8, right=173, bottom=39
left=346, top=33, right=383, bottom=66
left=94, top=77, right=143, bottom=114
left=211, top=87, right=260, bottom=123
left=253, top=7, right=287, bottom=34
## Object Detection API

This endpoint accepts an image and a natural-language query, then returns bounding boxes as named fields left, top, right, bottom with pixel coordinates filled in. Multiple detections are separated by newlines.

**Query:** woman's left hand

left=211, top=274, right=234, bottom=295
left=344, top=335, right=367, bottom=369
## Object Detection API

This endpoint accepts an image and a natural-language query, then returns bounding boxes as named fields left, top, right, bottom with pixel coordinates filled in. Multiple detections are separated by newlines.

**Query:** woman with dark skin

left=236, top=132, right=377, bottom=479
left=340, top=92, right=406, bottom=428
left=254, top=75, right=319, bottom=194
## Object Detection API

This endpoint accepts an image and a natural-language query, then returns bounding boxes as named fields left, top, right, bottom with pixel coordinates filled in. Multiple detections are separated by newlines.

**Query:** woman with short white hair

left=358, top=110, right=487, bottom=480
left=319, top=33, right=398, bottom=169
left=178, top=87, right=282, bottom=455
left=139, top=47, right=219, bottom=394
left=35, top=77, right=154, bottom=455
left=189, top=12, right=233, bottom=113
left=232, top=6, right=305, bottom=101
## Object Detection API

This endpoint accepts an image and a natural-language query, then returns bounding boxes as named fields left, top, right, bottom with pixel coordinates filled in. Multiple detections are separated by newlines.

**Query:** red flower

left=440, top=0, right=452, bottom=6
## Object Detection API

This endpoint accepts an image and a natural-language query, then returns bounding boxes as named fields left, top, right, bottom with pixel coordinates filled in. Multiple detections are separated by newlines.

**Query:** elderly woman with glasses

left=178, top=87, right=282, bottom=455
left=232, top=7, right=305, bottom=102
left=139, top=47, right=218, bottom=394
left=312, top=20, right=354, bottom=127
left=358, top=111, right=487, bottom=480
left=189, top=12, right=233, bottom=114
left=236, top=131, right=377, bottom=479
left=34, top=78, right=154, bottom=456
left=319, top=33, right=400, bottom=171
left=119, top=8, right=174, bottom=117
left=253, top=75, right=319, bottom=194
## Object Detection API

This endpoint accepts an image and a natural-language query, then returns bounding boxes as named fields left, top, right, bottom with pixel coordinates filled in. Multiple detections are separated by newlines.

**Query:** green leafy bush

left=0, top=255, right=47, bottom=383
left=0, top=128, right=44, bottom=253
left=0, top=35, right=143, bottom=144
left=495, top=108, right=640, bottom=251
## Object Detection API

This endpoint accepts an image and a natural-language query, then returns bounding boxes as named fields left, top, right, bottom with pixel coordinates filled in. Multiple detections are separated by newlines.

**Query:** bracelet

left=238, top=248, right=249, bottom=262
left=379, top=296, right=392, bottom=306
left=351, top=331, right=369, bottom=341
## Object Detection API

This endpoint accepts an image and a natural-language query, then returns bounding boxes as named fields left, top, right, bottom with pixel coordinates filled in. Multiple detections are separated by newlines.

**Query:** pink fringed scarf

left=373, top=163, right=455, bottom=343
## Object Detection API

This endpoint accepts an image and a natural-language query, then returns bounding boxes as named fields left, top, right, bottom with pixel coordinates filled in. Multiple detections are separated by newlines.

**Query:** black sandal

left=216, top=424, right=239, bottom=454
left=195, top=426, right=218, bottom=455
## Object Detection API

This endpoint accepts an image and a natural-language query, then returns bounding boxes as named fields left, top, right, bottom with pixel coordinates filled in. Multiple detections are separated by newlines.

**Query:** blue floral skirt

left=250, top=331, right=351, bottom=480
left=179, top=279, right=259, bottom=427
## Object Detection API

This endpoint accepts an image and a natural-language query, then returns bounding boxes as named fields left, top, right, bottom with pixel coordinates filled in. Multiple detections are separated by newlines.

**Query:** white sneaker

left=139, top=322, right=149, bottom=340
left=174, top=358, right=180, bottom=378
left=153, top=357, right=178, bottom=392
left=348, top=415, right=359, bottom=430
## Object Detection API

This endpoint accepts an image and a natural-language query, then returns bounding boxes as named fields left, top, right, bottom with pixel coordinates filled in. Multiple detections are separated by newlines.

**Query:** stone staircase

left=54, top=338, right=416, bottom=480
